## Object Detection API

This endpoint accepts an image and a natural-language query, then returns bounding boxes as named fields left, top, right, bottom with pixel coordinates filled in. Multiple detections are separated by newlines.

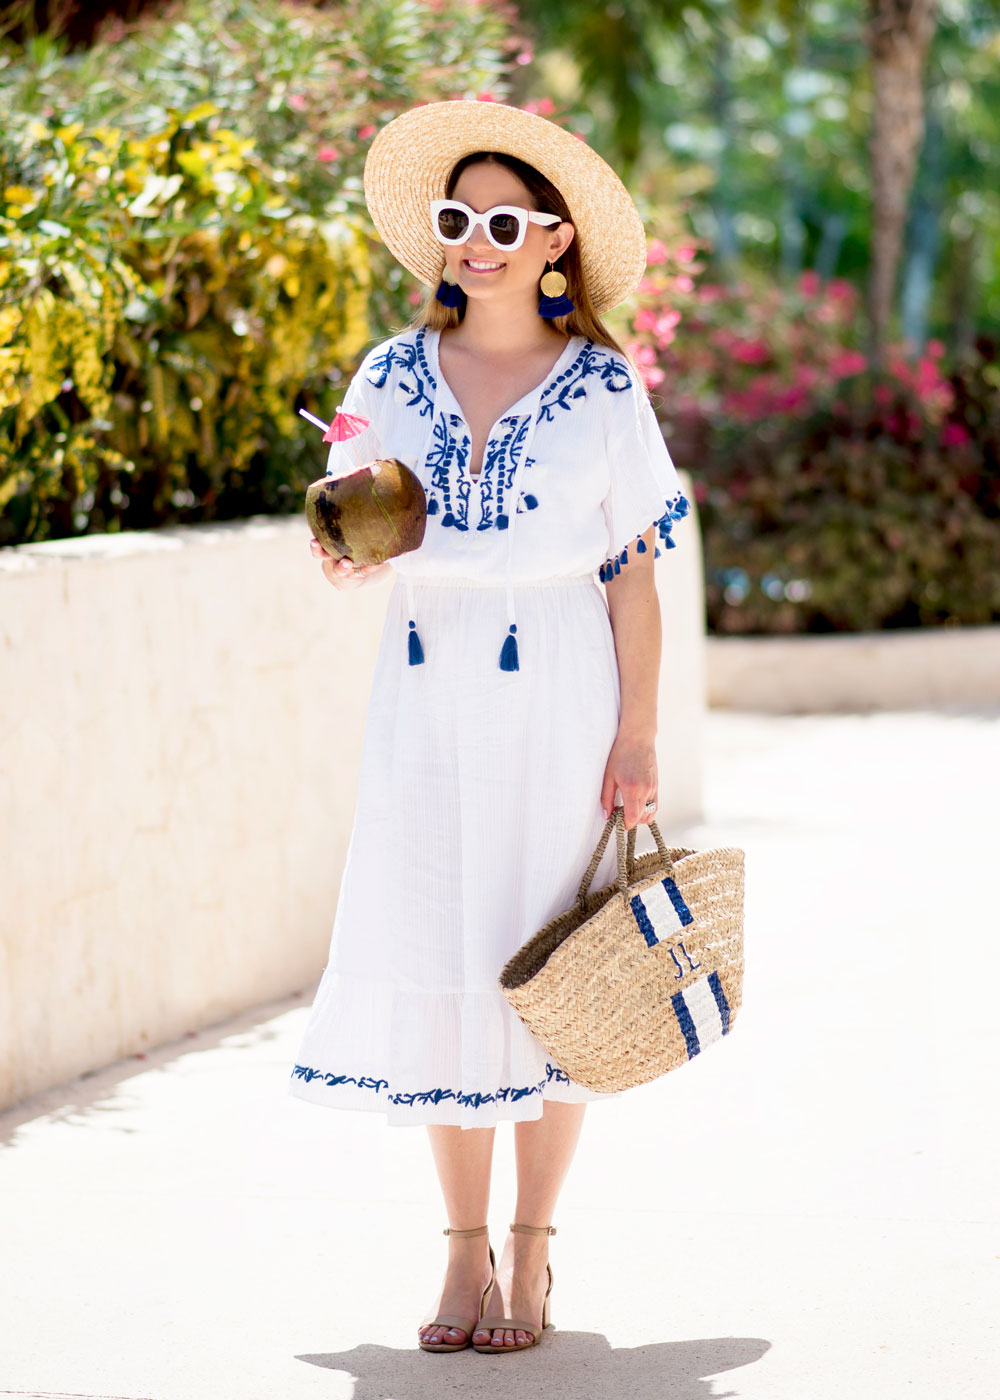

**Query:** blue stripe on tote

left=671, top=990, right=701, bottom=1059
left=630, top=893, right=659, bottom=948
left=663, top=877, right=695, bottom=926
left=708, top=970, right=731, bottom=1034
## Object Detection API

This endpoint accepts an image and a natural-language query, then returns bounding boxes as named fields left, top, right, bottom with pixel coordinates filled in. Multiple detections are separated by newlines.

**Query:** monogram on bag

left=498, top=807, right=745, bottom=1092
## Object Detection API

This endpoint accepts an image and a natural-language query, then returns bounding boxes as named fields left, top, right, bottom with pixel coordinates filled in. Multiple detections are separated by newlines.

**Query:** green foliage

left=623, top=246, right=1000, bottom=633
left=521, top=0, right=1000, bottom=343
left=696, top=364, right=1000, bottom=634
left=0, top=0, right=519, bottom=543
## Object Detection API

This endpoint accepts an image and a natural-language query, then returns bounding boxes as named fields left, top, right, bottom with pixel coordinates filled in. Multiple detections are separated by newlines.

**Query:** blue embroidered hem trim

left=291, top=1060, right=571, bottom=1110
left=599, top=492, right=691, bottom=582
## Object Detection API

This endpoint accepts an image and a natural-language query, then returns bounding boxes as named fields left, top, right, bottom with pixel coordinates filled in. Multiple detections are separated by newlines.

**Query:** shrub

left=0, top=0, right=519, bottom=543
left=625, top=253, right=1000, bottom=633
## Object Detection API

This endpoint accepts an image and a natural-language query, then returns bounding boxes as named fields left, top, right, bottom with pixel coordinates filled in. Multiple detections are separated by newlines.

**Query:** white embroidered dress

left=289, top=325, right=690, bottom=1127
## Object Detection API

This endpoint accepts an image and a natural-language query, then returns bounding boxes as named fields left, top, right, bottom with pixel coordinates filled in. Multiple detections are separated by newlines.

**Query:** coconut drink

left=299, top=406, right=427, bottom=566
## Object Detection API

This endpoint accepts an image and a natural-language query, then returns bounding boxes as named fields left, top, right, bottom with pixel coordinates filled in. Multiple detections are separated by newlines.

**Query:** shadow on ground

left=299, top=1333, right=770, bottom=1399
left=0, top=987, right=313, bottom=1147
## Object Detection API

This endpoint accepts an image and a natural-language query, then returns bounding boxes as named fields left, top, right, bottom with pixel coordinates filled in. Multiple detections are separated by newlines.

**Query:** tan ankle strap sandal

left=471, top=1222, right=555, bottom=1353
left=418, top=1225, right=497, bottom=1353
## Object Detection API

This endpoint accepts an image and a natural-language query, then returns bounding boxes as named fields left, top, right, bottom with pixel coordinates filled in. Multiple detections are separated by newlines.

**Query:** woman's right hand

left=309, top=537, right=390, bottom=589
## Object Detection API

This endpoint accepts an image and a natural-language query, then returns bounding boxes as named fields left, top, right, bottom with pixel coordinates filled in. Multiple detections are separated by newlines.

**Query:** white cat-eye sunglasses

left=429, top=198, right=564, bottom=252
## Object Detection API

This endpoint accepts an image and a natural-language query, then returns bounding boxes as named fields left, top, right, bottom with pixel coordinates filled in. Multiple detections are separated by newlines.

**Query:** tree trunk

left=866, top=0, right=938, bottom=366
left=900, top=88, right=944, bottom=355
left=708, top=27, right=739, bottom=272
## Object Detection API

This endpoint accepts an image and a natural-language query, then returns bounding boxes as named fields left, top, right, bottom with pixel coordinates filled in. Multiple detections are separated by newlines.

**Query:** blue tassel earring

left=435, top=267, right=464, bottom=309
left=538, top=262, right=575, bottom=319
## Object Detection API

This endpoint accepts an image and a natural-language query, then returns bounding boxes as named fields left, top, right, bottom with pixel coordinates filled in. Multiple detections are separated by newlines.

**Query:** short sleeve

left=323, top=350, right=384, bottom=480
left=599, top=369, right=691, bottom=582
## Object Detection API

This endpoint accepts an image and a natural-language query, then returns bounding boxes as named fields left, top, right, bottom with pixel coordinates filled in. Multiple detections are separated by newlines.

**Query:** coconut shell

left=305, top=459, right=427, bottom=566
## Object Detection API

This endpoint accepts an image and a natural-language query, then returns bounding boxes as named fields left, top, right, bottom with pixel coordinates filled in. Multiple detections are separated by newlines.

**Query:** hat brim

left=362, top=100, right=647, bottom=316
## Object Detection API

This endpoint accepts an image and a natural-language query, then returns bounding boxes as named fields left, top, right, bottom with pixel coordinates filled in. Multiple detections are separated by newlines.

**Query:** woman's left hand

left=600, top=729, right=658, bottom=828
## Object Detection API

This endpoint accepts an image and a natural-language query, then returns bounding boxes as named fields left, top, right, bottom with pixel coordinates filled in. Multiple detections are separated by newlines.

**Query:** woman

left=290, top=99, right=691, bottom=1355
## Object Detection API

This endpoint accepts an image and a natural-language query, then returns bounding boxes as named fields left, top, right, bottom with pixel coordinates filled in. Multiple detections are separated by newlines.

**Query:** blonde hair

left=401, top=150, right=647, bottom=394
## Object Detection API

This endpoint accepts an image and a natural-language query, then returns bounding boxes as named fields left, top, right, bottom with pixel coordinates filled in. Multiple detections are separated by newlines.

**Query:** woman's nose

left=464, top=236, right=502, bottom=258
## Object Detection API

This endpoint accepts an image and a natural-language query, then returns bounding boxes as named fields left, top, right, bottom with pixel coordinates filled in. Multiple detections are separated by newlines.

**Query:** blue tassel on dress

left=499, top=624, right=519, bottom=671
left=408, top=620, right=424, bottom=666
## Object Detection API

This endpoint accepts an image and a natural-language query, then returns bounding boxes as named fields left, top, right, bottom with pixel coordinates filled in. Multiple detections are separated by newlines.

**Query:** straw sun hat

left=362, top=99, right=648, bottom=315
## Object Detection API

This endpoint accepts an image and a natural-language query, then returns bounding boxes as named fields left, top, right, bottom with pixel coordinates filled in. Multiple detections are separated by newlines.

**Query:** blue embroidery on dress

left=538, top=340, right=632, bottom=424
left=478, top=415, right=531, bottom=531
left=291, top=1068, right=390, bottom=1093
left=375, top=336, right=634, bottom=535
left=599, top=492, right=692, bottom=581
left=292, top=1060, right=572, bottom=1107
left=364, top=329, right=437, bottom=418
left=425, top=411, right=472, bottom=530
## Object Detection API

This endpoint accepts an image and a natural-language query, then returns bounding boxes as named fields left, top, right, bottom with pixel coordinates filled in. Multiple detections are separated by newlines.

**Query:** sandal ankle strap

left=443, top=1225, right=489, bottom=1238
left=509, top=1222, right=556, bottom=1236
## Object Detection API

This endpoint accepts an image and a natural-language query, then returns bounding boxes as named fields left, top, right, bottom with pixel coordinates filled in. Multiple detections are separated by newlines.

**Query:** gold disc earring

left=539, top=262, right=567, bottom=297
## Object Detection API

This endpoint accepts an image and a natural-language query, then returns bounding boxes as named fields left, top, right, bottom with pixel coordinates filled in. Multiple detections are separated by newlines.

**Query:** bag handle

left=576, top=805, right=675, bottom=912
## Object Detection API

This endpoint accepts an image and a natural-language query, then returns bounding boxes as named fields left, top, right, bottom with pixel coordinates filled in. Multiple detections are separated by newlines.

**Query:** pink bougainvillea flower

left=829, top=350, right=867, bottom=378
left=799, top=270, right=821, bottom=297
left=288, top=93, right=307, bottom=111
left=516, top=50, right=534, bottom=65
left=358, top=123, right=377, bottom=140
left=775, top=386, right=808, bottom=413
left=675, top=244, right=698, bottom=264
left=926, top=339, right=945, bottom=359
left=915, top=356, right=944, bottom=390
left=407, top=290, right=423, bottom=305
left=942, top=421, right=972, bottom=446
left=317, top=144, right=340, bottom=163
left=732, top=338, right=770, bottom=365
left=674, top=274, right=695, bottom=294
left=826, top=278, right=855, bottom=302
left=645, top=238, right=669, bottom=266
left=476, top=92, right=497, bottom=103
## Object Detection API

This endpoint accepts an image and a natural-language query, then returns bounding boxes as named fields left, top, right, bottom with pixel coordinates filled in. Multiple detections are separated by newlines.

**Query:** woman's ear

left=547, top=222, right=575, bottom=261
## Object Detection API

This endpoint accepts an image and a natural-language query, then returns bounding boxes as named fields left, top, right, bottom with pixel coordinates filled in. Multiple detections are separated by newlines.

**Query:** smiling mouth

left=463, top=259, right=504, bottom=273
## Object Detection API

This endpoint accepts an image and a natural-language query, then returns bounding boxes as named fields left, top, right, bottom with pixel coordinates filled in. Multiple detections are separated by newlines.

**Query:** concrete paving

left=1, top=704, right=997, bottom=1400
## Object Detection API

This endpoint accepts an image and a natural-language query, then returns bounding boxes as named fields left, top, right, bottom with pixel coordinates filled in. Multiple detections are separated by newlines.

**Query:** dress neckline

left=426, top=326, right=583, bottom=444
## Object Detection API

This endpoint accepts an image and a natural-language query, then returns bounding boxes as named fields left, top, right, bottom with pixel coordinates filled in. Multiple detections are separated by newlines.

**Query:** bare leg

left=475, top=1100, right=586, bottom=1349
left=418, top=1124, right=496, bottom=1348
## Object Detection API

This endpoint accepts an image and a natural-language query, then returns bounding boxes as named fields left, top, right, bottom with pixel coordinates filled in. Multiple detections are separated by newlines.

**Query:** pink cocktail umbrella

left=298, top=405, right=378, bottom=477
left=321, top=408, right=372, bottom=444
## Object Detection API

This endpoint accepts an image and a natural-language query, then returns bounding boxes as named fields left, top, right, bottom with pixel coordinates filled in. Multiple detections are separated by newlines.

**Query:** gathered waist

left=394, top=572, right=598, bottom=592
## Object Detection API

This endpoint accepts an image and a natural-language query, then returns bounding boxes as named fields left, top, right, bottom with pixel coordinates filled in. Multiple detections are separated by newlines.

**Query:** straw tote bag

left=499, top=807, right=745, bottom=1093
